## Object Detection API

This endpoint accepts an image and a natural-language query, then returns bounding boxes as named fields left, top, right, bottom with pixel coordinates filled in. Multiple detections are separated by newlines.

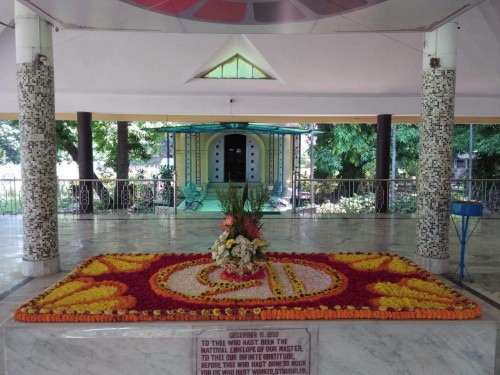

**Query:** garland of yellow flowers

left=264, top=261, right=285, bottom=297
left=284, top=264, right=306, bottom=295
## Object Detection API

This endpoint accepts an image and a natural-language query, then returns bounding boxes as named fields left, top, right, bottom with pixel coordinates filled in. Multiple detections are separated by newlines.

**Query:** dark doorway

left=224, top=134, right=246, bottom=182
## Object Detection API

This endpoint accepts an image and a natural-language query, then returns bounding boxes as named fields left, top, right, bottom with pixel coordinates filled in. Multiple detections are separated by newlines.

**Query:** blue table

left=450, top=200, right=483, bottom=285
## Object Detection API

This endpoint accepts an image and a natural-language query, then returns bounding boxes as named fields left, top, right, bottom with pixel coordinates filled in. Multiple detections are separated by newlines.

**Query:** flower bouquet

left=211, top=182, right=270, bottom=278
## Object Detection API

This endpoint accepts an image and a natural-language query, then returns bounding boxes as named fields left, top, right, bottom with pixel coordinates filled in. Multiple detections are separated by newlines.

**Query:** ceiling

left=11, top=0, right=483, bottom=33
left=0, top=0, right=499, bottom=122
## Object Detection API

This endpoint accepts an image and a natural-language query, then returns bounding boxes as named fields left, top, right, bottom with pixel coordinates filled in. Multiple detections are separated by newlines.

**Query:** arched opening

left=224, top=134, right=246, bottom=182
left=209, top=133, right=261, bottom=183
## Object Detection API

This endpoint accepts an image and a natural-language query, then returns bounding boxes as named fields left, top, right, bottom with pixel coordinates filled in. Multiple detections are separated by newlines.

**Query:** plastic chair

left=187, top=182, right=207, bottom=199
left=181, top=186, right=204, bottom=210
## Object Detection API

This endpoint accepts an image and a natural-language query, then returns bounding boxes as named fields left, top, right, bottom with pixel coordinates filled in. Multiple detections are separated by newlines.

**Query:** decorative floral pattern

left=369, top=278, right=462, bottom=310
left=331, top=253, right=418, bottom=273
left=80, top=254, right=161, bottom=276
left=150, top=256, right=345, bottom=306
left=22, top=277, right=136, bottom=318
left=14, top=253, right=481, bottom=322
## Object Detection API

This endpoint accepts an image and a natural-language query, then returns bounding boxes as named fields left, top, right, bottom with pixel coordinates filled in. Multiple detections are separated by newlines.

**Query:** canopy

left=147, top=123, right=322, bottom=135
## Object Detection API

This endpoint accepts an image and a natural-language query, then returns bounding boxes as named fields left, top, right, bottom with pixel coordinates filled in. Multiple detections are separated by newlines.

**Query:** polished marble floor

left=1, top=212, right=499, bottom=374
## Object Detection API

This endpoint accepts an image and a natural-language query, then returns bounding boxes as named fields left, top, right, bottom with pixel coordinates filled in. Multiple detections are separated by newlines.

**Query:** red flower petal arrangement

left=14, top=252, right=481, bottom=322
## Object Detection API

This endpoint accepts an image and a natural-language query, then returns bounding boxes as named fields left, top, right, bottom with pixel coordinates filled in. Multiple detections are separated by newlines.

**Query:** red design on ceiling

left=119, top=0, right=387, bottom=24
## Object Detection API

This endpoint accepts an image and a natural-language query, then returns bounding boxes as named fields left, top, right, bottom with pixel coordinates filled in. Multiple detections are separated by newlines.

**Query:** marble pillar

left=415, top=22, right=459, bottom=274
left=15, top=1, right=60, bottom=276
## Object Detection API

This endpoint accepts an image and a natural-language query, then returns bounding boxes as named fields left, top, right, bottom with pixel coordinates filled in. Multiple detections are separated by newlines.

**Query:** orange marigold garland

left=14, top=252, right=482, bottom=322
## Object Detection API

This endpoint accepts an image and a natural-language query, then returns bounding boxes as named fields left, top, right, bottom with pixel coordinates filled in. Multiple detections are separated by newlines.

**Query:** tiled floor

left=1, top=211, right=499, bottom=374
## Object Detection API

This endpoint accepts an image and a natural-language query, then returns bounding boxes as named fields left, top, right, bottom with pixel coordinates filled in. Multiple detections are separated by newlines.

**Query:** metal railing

left=291, top=178, right=417, bottom=214
left=0, top=178, right=22, bottom=214
left=0, top=177, right=177, bottom=215
left=1, top=177, right=500, bottom=215
left=291, top=178, right=500, bottom=215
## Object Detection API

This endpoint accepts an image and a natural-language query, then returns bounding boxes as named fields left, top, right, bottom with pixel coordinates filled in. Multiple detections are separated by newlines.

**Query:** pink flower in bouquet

left=221, top=215, right=234, bottom=231
left=244, top=216, right=260, bottom=240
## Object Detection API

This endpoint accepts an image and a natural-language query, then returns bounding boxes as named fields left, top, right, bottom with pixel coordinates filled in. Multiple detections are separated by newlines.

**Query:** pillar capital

left=422, top=21, right=459, bottom=71
left=14, top=1, right=54, bottom=66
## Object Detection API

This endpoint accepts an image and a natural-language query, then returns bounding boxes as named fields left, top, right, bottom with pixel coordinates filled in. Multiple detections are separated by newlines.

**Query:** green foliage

left=313, top=123, right=421, bottom=180
left=453, top=124, right=500, bottom=178
left=314, top=123, right=377, bottom=179
left=247, top=185, right=271, bottom=216
left=394, top=124, right=420, bottom=177
left=0, top=183, right=23, bottom=214
left=92, top=121, right=162, bottom=172
left=158, top=165, right=174, bottom=180
left=55, top=120, right=78, bottom=147
left=54, top=121, right=77, bottom=163
left=0, top=120, right=20, bottom=164
left=317, top=193, right=376, bottom=214
left=390, top=195, right=417, bottom=213
left=54, top=121, right=163, bottom=174
left=217, top=183, right=242, bottom=217
left=216, top=182, right=270, bottom=238
left=317, top=192, right=417, bottom=214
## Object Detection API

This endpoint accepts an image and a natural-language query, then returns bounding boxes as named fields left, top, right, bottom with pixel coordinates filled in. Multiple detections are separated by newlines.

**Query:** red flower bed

left=14, top=252, right=481, bottom=322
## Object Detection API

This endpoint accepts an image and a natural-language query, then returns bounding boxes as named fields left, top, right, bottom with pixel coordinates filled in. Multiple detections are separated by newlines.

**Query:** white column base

left=413, top=254, right=449, bottom=275
left=22, top=256, right=60, bottom=277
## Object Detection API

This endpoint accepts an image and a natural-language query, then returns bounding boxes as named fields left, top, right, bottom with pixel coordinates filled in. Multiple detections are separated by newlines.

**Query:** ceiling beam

left=1, top=113, right=499, bottom=124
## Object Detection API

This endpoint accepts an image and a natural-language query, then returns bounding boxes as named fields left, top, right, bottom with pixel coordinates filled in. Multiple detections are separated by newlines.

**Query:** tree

left=56, top=120, right=112, bottom=204
left=116, top=121, right=130, bottom=208
left=0, top=120, right=20, bottom=164
left=55, top=120, right=162, bottom=174
left=453, top=124, right=500, bottom=178
left=55, top=120, right=78, bottom=161
left=116, top=121, right=130, bottom=180
left=55, top=120, right=162, bottom=208
left=393, top=124, right=420, bottom=177
left=92, top=121, right=162, bottom=173
left=314, top=123, right=377, bottom=179
left=312, top=123, right=421, bottom=180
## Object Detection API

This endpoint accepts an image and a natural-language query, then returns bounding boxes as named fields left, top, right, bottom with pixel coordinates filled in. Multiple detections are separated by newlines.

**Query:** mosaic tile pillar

left=15, top=2, right=60, bottom=276
left=415, top=22, right=459, bottom=274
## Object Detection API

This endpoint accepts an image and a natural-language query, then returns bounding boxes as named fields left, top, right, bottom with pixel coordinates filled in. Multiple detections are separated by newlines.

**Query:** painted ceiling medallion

left=119, top=0, right=387, bottom=24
